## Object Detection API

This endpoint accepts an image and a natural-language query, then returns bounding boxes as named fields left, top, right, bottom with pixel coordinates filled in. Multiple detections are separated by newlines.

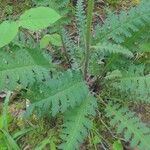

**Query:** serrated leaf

left=19, top=7, right=61, bottom=31
left=24, top=71, right=90, bottom=117
left=92, top=42, right=133, bottom=58
left=0, top=47, right=53, bottom=90
left=105, top=104, right=150, bottom=150
left=59, top=96, right=97, bottom=150
left=0, top=21, right=18, bottom=48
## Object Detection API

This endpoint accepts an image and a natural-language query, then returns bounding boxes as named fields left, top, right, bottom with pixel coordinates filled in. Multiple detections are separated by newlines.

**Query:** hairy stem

left=84, top=0, right=94, bottom=79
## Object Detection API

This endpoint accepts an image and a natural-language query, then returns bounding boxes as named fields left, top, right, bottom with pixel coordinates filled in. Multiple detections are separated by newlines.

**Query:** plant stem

left=2, top=91, right=11, bottom=131
left=61, top=33, right=72, bottom=68
left=84, top=0, right=94, bottom=79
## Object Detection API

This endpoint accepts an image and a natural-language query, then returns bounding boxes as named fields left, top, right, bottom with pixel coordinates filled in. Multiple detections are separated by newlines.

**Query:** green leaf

left=40, top=34, right=62, bottom=48
left=40, top=35, right=51, bottom=48
left=34, top=136, right=56, bottom=150
left=0, top=134, right=7, bottom=150
left=113, top=65, right=150, bottom=103
left=0, top=21, right=18, bottom=48
left=92, top=42, right=133, bottom=58
left=50, top=138, right=56, bottom=150
left=59, top=96, right=97, bottom=150
left=34, top=138, right=50, bottom=150
left=48, top=34, right=62, bottom=46
left=95, top=0, right=150, bottom=43
left=139, top=42, right=150, bottom=52
left=24, top=71, right=89, bottom=117
left=93, top=135, right=101, bottom=145
left=0, top=47, right=53, bottom=90
left=105, top=70, right=122, bottom=80
left=0, top=129, right=20, bottom=150
left=19, top=7, right=61, bottom=31
left=113, top=140, right=123, bottom=150
left=0, top=116, right=3, bottom=129
left=105, top=103, right=150, bottom=150
left=13, top=127, right=35, bottom=141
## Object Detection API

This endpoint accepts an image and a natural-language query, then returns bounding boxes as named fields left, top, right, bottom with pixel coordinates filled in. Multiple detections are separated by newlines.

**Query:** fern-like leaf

left=76, top=0, right=86, bottom=44
left=112, top=65, right=150, bottom=103
left=123, top=24, right=150, bottom=50
left=24, top=71, right=89, bottom=117
left=62, top=29, right=83, bottom=68
left=0, top=46, right=53, bottom=90
left=105, top=103, right=150, bottom=150
left=92, top=42, right=133, bottom=58
left=95, top=0, right=150, bottom=44
left=59, top=96, right=97, bottom=150
left=61, top=29, right=77, bottom=60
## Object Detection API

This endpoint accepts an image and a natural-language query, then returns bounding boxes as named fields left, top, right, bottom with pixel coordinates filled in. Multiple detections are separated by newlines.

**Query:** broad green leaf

left=19, top=7, right=61, bottom=31
left=0, top=21, right=18, bottom=48
left=139, top=42, right=150, bottom=52
left=40, top=34, right=62, bottom=48
left=40, top=34, right=51, bottom=48
left=48, top=34, right=62, bottom=46
left=113, top=140, right=123, bottom=150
